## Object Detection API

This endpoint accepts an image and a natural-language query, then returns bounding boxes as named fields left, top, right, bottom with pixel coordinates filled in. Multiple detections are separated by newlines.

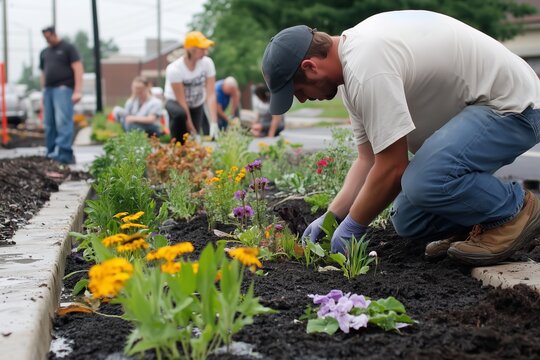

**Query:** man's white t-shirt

left=164, top=56, right=216, bottom=108
left=339, top=10, right=540, bottom=153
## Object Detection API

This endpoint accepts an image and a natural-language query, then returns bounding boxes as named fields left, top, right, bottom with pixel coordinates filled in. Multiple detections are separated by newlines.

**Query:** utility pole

left=156, top=0, right=162, bottom=87
left=52, top=0, right=56, bottom=28
left=91, top=0, right=103, bottom=113
left=2, top=0, right=8, bottom=82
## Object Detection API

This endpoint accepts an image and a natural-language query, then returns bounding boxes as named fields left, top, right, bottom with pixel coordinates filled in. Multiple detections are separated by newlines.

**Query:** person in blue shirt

left=215, top=76, right=240, bottom=130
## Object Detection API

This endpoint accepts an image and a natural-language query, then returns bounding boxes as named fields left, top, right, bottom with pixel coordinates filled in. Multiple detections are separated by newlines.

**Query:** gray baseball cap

left=262, top=25, right=314, bottom=115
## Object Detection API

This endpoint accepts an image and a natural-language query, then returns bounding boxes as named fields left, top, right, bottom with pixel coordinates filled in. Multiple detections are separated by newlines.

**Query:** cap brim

left=200, top=39, right=214, bottom=49
left=269, top=80, right=294, bottom=115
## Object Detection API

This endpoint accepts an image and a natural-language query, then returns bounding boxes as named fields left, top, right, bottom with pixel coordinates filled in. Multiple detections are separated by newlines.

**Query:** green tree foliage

left=17, top=63, right=40, bottom=91
left=65, top=31, right=119, bottom=73
left=191, top=0, right=536, bottom=87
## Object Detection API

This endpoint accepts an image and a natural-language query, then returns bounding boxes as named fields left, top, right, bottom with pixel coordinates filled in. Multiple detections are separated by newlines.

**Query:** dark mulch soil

left=51, top=196, right=540, bottom=360
left=0, top=156, right=89, bottom=244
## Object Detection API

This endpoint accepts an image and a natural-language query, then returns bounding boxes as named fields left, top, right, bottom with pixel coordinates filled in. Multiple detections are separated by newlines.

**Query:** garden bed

left=51, top=197, right=540, bottom=359
left=0, top=156, right=89, bottom=245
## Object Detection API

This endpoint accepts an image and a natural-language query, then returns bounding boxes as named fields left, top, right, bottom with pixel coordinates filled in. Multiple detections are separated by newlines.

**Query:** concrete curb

left=471, top=261, right=540, bottom=293
left=0, top=180, right=92, bottom=360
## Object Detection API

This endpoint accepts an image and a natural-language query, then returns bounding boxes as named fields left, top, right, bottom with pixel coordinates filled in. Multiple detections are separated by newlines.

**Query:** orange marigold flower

left=227, top=247, right=262, bottom=269
left=88, top=258, right=133, bottom=299
left=146, top=242, right=194, bottom=262
left=116, top=239, right=150, bottom=253
left=102, top=233, right=130, bottom=247
left=113, top=212, right=129, bottom=218
left=121, top=211, right=145, bottom=223
left=120, top=223, right=148, bottom=230
left=161, top=261, right=181, bottom=274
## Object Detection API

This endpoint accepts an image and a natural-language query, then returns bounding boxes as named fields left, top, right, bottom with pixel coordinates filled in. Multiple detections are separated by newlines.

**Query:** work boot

left=424, top=232, right=468, bottom=261
left=448, top=191, right=540, bottom=266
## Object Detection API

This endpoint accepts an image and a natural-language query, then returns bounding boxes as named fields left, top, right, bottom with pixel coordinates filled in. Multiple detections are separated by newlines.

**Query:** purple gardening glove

left=331, top=214, right=368, bottom=254
left=302, top=211, right=341, bottom=244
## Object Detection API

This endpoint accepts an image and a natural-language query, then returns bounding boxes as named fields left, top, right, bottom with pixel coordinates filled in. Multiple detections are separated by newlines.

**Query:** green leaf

left=307, top=241, right=326, bottom=257
left=373, top=297, right=406, bottom=314
left=307, top=317, right=339, bottom=335
left=329, top=252, right=346, bottom=266
left=72, top=278, right=88, bottom=296
left=320, top=212, right=339, bottom=240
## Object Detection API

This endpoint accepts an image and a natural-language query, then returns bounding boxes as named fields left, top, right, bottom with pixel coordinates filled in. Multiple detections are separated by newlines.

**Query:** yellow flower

left=206, top=176, right=220, bottom=185
left=113, top=212, right=129, bottom=218
left=230, top=166, right=239, bottom=173
left=258, top=141, right=269, bottom=148
left=120, top=223, right=148, bottom=230
left=191, top=262, right=199, bottom=274
left=205, top=146, right=213, bottom=154
left=161, top=261, right=181, bottom=274
left=116, top=239, right=150, bottom=253
left=102, top=233, right=130, bottom=247
left=182, top=133, right=190, bottom=141
left=88, top=258, right=133, bottom=299
left=227, top=247, right=262, bottom=269
left=121, top=211, right=145, bottom=223
left=216, top=169, right=224, bottom=176
left=146, top=242, right=194, bottom=262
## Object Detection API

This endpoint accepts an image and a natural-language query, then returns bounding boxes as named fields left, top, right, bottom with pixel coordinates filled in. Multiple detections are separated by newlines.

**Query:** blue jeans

left=43, top=86, right=75, bottom=163
left=391, top=105, right=540, bottom=241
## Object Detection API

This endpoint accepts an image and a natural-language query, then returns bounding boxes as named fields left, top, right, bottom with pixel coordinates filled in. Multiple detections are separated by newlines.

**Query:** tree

left=65, top=31, right=119, bottom=73
left=17, top=63, right=40, bottom=91
left=190, top=0, right=536, bottom=87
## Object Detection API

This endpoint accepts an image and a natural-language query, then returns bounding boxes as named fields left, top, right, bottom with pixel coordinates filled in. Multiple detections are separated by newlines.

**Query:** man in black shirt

left=39, top=26, right=83, bottom=164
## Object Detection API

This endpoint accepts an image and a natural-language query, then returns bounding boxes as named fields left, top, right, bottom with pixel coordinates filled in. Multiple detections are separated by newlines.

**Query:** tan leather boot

left=448, top=191, right=540, bottom=266
left=424, top=232, right=468, bottom=261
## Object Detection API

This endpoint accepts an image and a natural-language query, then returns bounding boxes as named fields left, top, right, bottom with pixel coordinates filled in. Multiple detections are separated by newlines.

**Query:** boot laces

left=468, top=225, right=483, bottom=243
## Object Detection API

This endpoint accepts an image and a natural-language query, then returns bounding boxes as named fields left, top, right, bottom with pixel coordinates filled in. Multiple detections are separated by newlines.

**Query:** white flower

left=369, top=251, right=378, bottom=257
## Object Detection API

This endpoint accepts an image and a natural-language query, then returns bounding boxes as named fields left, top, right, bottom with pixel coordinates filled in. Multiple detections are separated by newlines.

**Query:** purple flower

left=308, top=289, right=344, bottom=305
left=349, top=294, right=370, bottom=309
left=350, top=314, right=369, bottom=330
left=249, top=177, right=269, bottom=191
left=309, top=290, right=372, bottom=333
left=233, top=205, right=254, bottom=219
left=245, top=159, right=262, bottom=173
left=234, top=190, right=247, bottom=200
left=275, top=223, right=283, bottom=231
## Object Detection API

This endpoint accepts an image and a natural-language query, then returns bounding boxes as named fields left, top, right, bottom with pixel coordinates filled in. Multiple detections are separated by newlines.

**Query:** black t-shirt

left=39, top=40, right=80, bottom=88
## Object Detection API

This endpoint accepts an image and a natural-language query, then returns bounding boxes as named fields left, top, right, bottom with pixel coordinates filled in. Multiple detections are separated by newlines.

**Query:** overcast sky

left=1, top=0, right=206, bottom=83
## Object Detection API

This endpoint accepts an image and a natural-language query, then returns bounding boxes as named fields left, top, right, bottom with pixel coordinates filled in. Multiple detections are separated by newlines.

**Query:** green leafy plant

left=329, top=235, right=375, bottom=279
left=305, top=290, right=415, bottom=335
left=165, top=170, right=199, bottom=220
left=202, top=166, right=245, bottom=229
left=304, top=193, right=331, bottom=214
left=111, top=243, right=275, bottom=360
left=90, top=112, right=124, bottom=144
left=211, top=125, right=256, bottom=171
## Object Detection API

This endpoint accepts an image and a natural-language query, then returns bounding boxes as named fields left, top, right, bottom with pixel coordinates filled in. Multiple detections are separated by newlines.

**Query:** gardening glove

left=209, top=122, right=219, bottom=140
left=331, top=214, right=368, bottom=254
left=302, top=211, right=341, bottom=244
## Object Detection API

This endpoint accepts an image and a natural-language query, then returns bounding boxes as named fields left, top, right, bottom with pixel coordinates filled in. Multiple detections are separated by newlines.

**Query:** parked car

left=0, top=83, right=28, bottom=126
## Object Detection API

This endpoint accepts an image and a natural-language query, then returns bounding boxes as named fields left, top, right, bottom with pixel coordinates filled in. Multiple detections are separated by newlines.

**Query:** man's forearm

left=348, top=161, right=403, bottom=226
left=328, top=157, right=372, bottom=219
left=71, top=61, right=83, bottom=93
